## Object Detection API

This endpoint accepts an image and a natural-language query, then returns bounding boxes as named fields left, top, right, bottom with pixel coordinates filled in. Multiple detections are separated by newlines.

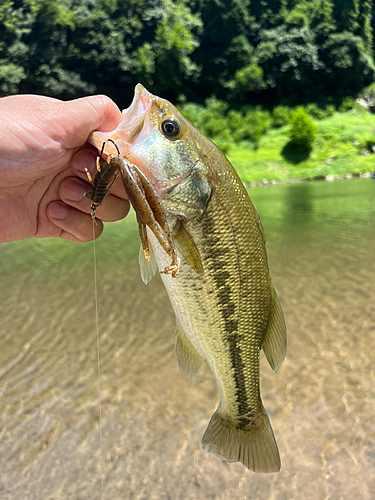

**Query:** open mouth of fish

left=88, top=84, right=154, bottom=160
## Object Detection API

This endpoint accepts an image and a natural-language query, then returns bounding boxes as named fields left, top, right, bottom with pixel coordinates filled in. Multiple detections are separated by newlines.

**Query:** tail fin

left=201, top=408, right=280, bottom=473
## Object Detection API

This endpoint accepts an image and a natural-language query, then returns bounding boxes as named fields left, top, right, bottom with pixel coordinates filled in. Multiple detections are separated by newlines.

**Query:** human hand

left=0, top=94, right=130, bottom=244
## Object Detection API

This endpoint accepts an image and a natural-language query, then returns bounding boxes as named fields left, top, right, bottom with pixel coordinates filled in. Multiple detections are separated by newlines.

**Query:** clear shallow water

left=0, top=179, right=374, bottom=500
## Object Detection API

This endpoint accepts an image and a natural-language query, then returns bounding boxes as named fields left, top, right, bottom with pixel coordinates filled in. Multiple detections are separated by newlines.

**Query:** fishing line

left=92, top=218, right=104, bottom=499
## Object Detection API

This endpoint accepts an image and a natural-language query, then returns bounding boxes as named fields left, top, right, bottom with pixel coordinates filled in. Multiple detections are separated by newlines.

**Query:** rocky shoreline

left=244, top=171, right=375, bottom=188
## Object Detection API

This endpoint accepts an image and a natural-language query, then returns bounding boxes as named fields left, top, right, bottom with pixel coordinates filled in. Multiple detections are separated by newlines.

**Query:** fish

left=88, top=84, right=287, bottom=472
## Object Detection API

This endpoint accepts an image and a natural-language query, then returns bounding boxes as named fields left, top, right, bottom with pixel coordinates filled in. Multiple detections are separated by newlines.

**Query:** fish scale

left=149, top=160, right=279, bottom=470
left=188, top=169, right=270, bottom=421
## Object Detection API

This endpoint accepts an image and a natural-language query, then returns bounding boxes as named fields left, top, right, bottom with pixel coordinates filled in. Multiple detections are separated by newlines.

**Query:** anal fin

left=175, top=323, right=205, bottom=381
left=139, top=241, right=158, bottom=285
left=262, top=288, right=287, bottom=372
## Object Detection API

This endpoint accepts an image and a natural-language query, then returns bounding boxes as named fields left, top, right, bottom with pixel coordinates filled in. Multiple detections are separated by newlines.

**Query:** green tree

left=189, top=0, right=255, bottom=99
left=0, top=0, right=374, bottom=107
left=133, top=0, right=202, bottom=100
left=256, top=25, right=323, bottom=96
left=0, top=0, right=28, bottom=94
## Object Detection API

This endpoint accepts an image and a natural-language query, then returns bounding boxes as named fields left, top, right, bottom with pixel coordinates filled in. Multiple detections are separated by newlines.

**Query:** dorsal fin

left=262, top=288, right=287, bottom=372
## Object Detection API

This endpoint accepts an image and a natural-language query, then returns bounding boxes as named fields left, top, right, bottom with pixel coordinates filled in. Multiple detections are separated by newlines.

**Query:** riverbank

left=242, top=171, right=374, bottom=188
left=227, top=109, right=375, bottom=185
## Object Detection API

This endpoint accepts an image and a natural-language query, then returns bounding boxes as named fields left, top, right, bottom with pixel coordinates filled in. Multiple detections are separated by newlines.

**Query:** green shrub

left=213, top=137, right=232, bottom=154
left=201, top=115, right=228, bottom=138
left=204, top=96, right=229, bottom=116
left=289, top=108, right=316, bottom=149
left=358, top=83, right=375, bottom=112
left=243, top=107, right=271, bottom=145
left=304, top=103, right=326, bottom=120
left=227, top=109, right=242, bottom=128
left=339, top=97, right=357, bottom=112
left=180, top=98, right=228, bottom=139
left=303, top=103, right=336, bottom=120
left=325, top=104, right=336, bottom=117
left=230, top=107, right=271, bottom=146
left=272, top=105, right=292, bottom=127
left=180, top=99, right=271, bottom=147
left=362, top=82, right=375, bottom=94
left=357, top=136, right=375, bottom=152
left=179, top=102, right=205, bottom=129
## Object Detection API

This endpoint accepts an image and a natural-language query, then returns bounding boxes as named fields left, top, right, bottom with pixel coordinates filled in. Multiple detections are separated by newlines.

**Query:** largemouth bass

left=89, top=84, right=287, bottom=472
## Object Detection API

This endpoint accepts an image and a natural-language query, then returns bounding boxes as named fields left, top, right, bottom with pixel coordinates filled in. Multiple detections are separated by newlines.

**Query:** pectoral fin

left=139, top=242, right=158, bottom=285
left=175, top=323, right=205, bottom=381
left=262, top=288, right=287, bottom=372
left=173, top=224, right=203, bottom=275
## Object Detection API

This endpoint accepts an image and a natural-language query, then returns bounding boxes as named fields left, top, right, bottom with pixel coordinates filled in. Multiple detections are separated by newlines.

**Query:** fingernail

left=64, top=182, right=86, bottom=202
left=48, top=203, right=69, bottom=220
left=73, top=149, right=96, bottom=173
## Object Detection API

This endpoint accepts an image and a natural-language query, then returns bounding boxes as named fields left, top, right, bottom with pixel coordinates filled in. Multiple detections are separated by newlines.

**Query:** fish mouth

left=88, top=83, right=154, bottom=157
left=120, top=84, right=153, bottom=138
left=123, top=83, right=152, bottom=124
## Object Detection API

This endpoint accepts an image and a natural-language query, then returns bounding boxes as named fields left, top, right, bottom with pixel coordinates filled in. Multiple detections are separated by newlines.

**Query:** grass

left=226, top=109, right=375, bottom=184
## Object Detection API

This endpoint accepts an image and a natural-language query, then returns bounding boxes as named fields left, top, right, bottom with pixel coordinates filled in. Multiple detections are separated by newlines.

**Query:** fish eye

left=161, top=119, right=180, bottom=138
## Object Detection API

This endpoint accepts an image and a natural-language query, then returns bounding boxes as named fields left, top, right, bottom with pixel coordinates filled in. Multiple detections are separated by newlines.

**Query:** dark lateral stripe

left=204, top=216, right=251, bottom=426
left=227, top=336, right=250, bottom=426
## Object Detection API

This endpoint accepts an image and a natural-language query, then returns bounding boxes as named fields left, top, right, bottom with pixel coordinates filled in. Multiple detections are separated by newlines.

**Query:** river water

left=0, top=179, right=374, bottom=500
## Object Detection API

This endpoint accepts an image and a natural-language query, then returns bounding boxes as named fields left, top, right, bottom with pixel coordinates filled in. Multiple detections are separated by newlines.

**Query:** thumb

left=61, top=95, right=122, bottom=149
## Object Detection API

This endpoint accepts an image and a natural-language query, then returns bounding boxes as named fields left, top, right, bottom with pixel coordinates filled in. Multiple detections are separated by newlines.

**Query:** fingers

left=62, top=95, right=122, bottom=149
left=59, top=177, right=130, bottom=222
left=47, top=201, right=104, bottom=242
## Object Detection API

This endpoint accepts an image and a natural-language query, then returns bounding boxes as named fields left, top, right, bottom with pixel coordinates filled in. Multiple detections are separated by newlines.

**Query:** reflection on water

left=0, top=179, right=374, bottom=500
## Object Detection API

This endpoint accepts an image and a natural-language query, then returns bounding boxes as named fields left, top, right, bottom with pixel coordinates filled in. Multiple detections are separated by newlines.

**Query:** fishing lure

left=84, top=140, right=180, bottom=277
left=84, top=139, right=122, bottom=218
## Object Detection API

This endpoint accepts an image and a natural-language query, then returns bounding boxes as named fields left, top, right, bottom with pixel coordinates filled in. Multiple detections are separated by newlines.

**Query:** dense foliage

left=1, top=0, right=375, bottom=108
